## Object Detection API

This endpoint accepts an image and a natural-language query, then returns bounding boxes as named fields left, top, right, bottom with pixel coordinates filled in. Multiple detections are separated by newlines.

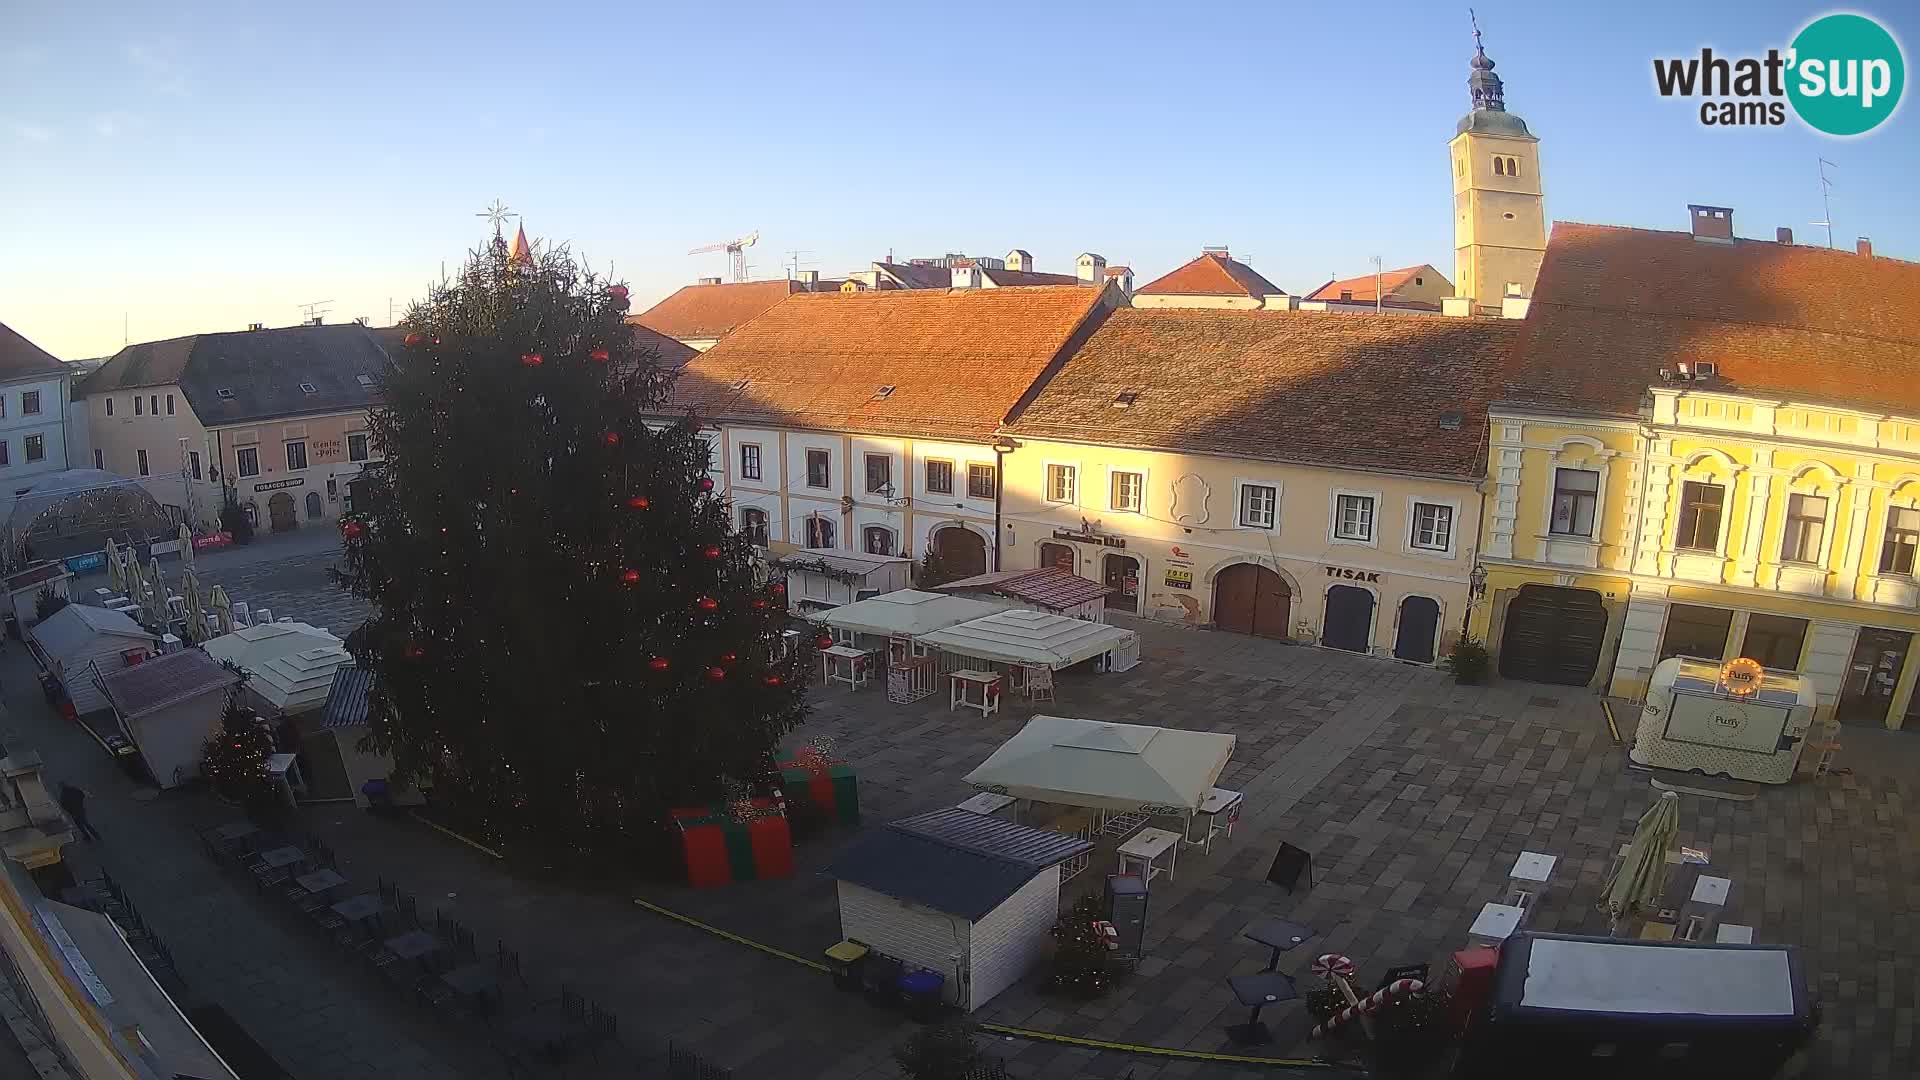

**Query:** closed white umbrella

left=1601, top=790, right=1681, bottom=935
left=178, top=522, right=195, bottom=574
left=182, top=569, right=209, bottom=644
left=105, top=537, right=122, bottom=592
left=209, top=585, right=234, bottom=636
left=148, top=556, right=169, bottom=628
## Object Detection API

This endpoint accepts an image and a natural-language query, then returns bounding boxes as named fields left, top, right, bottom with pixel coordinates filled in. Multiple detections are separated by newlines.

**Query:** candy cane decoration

left=1310, top=953, right=1356, bottom=979
left=1312, top=978, right=1426, bottom=1039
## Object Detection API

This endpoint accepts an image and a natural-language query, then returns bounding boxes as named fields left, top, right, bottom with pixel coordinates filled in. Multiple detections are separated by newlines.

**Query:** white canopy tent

left=916, top=608, right=1139, bottom=672
left=202, top=622, right=354, bottom=715
left=814, top=589, right=1008, bottom=640
left=963, top=715, right=1236, bottom=815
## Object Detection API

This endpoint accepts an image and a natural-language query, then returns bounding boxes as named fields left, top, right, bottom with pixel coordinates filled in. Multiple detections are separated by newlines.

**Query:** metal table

left=821, top=645, right=872, bottom=690
left=1225, top=972, right=1298, bottom=1045
left=439, top=961, right=498, bottom=997
left=257, top=846, right=305, bottom=869
left=213, top=822, right=260, bottom=841
left=295, top=869, right=347, bottom=895
left=1117, top=827, right=1182, bottom=883
left=331, top=894, right=384, bottom=922
left=948, top=669, right=1001, bottom=716
left=1243, top=918, right=1312, bottom=972
left=384, top=930, right=443, bottom=961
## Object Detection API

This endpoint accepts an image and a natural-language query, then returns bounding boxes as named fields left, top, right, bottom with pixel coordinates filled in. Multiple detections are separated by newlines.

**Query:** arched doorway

left=1393, top=596, right=1442, bottom=663
left=1038, top=542, right=1076, bottom=573
left=1499, top=585, right=1607, bottom=685
left=1323, top=585, right=1375, bottom=653
left=1102, top=553, right=1140, bottom=614
left=934, top=526, right=987, bottom=578
left=268, top=492, right=297, bottom=532
left=305, top=491, right=324, bottom=521
left=1211, top=563, right=1291, bottom=638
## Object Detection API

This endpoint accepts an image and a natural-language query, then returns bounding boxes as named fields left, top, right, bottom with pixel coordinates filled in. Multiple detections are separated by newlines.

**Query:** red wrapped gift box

left=670, top=799, right=793, bottom=887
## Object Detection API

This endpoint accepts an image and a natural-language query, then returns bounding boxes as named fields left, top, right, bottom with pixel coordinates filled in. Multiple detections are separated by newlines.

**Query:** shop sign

left=1123, top=573, right=1139, bottom=595
left=254, top=477, right=306, bottom=492
left=1167, top=544, right=1193, bottom=569
left=1324, top=565, right=1381, bottom=584
left=1165, top=568, right=1194, bottom=590
left=1053, top=527, right=1125, bottom=549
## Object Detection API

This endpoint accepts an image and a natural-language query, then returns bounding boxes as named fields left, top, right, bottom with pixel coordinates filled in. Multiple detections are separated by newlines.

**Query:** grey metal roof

left=28, top=604, right=151, bottom=665
left=99, top=648, right=239, bottom=720
left=321, top=666, right=373, bottom=729
left=177, top=323, right=394, bottom=426
left=826, top=807, right=1092, bottom=921
left=1456, top=108, right=1532, bottom=137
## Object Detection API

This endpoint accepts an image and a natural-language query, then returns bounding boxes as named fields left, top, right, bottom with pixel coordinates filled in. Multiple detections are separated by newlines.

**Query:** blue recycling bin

left=898, top=969, right=946, bottom=1021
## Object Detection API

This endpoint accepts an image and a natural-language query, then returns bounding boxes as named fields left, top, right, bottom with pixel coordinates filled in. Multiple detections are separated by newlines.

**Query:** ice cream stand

left=1630, top=656, right=1816, bottom=784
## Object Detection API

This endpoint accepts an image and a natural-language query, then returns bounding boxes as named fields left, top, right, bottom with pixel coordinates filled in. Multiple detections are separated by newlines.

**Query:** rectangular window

left=1550, top=468, right=1600, bottom=537
left=1109, top=470, right=1144, bottom=512
left=0, top=441, right=8, bottom=466
left=189, top=450, right=202, bottom=480
left=1882, top=507, right=1920, bottom=576
left=740, top=508, right=768, bottom=546
left=1780, top=493, right=1828, bottom=564
left=236, top=447, right=260, bottom=478
left=805, top=449, right=831, bottom=488
left=286, top=440, right=309, bottom=471
left=166, top=393, right=175, bottom=415
left=149, top=394, right=158, bottom=415
left=92, top=448, right=103, bottom=470
left=348, top=433, right=369, bottom=462
left=1659, top=604, right=1734, bottom=663
left=1046, top=464, right=1077, bottom=504
left=1411, top=502, right=1453, bottom=551
left=739, top=443, right=761, bottom=481
left=0, top=397, right=6, bottom=417
left=1675, top=481, right=1725, bottom=551
left=864, top=526, right=894, bottom=556
left=105, top=398, right=113, bottom=417
left=135, top=396, right=144, bottom=415
left=926, top=459, right=954, bottom=495
left=1239, top=483, right=1277, bottom=529
left=20, top=391, right=39, bottom=416
left=804, top=515, right=835, bottom=549
left=1743, top=613, right=1810, bottom=670
left=137, top=448, right=149, bottom=475
left=23, top=434, right=43, bottom=463
left=1335, top=493, right=1375, bottom=541
left=967, top=463, right=995, bottom=500
left=864, top=453, right=891, bottom=494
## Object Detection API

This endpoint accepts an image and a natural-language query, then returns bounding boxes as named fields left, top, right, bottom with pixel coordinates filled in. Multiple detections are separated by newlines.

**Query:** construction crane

left=688, top=230, right=760, bottom=283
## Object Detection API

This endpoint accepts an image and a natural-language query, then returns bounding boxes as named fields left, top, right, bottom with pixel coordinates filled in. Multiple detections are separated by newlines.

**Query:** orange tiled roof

left=1135, top=251, right=1285, bottom=299
left=633, top=280, right=796, bottom=342
left=1304, top=265, right=1430, bottom=303
left=1504, top=222, right=1920, bottom=418
left=671, top=286, right=1110, bottom=443
left=1005, top=307, right=1521, bottom=478
left=0, top=320, right=69, bottom=379
left=626, top=323, right=699, bottom=370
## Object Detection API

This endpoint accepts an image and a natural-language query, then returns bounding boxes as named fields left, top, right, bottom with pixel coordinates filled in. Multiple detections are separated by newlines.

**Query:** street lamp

left=990, top=438, right=1021, bottom=571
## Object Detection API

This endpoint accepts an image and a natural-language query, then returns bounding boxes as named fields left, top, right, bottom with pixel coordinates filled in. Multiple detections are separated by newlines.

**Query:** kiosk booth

left=1630, top=657, right=1816, bottom=784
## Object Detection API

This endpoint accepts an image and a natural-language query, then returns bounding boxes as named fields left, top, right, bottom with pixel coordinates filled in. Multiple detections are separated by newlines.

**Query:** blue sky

left=3, top=1, right=1915, bottom=359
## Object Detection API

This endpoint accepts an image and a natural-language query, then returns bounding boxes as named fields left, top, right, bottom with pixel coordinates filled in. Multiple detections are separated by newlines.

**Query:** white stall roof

left=963, top=715, right=1235, bottom=814
left=916, top=608, right=1132, bottom=671
left=1522, top=937, right=1797, bottom=1016
left=816, top=589, right=1007, bottom=638
left=772, top=549, right=910, bottom=579
left=202, top=621, right=354, bottom=714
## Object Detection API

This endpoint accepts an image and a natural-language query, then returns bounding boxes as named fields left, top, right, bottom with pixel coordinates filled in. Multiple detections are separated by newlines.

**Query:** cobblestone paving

left=38, top=533, right=1920, bottom=1077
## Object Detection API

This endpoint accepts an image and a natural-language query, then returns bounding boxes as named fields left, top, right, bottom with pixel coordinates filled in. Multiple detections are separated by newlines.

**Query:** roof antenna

left=1470, top=7, right=1483, bottom=51
left=1812, top=158, right=1838, bottom=249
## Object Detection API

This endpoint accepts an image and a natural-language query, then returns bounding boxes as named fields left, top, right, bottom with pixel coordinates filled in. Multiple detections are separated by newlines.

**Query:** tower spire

left=1467, top=9, right=1506, bottom=112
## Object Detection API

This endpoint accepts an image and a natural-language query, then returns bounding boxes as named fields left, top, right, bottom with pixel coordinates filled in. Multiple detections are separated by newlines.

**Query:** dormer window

left=299, top=382, right=318, bottom=394
left=1112, top=392, right=1138, bottom=409
left=873, top=385, right=896, bottom=400
left=356, top=374, right=376, bottom=387
left=217, top=388, right=235, bottom=400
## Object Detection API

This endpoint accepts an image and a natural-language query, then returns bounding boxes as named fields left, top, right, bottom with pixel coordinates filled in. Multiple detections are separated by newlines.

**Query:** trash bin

left=824, top=940, right=869, bottom=992
left=897, top=968, right=946, bottom=1021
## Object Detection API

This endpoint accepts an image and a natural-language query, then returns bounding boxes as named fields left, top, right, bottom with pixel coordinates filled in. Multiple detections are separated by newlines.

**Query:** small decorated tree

left=34, top=586, right=69, bottom=622
left=1046, top=894, right=1117, bottom=997
left=220, top=490, right=255, bottom=545
left=201, top=673, right=280, bottom=814
left=914, top=542, right=958, bottom=590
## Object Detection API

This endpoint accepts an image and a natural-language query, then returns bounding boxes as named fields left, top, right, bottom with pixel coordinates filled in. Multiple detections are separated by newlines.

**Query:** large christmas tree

left=332, top=236, right=811, bottom=859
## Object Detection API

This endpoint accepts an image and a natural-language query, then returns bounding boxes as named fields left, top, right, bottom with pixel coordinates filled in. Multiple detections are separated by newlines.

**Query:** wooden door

left=1393, top=596, right=1442, bottom=663
left=1212, top=564, right=1291, bottom=638
left=1323, top=585, right=1375, bottom=653
left=1102, top=554, right=1140, bottom=614
left=1498, top=585, right=1608, bottom=685
left=268, top=492, right=297, bottom=532
left=935, top=527, right=987, bottom=578
left=1039, top=542, right=1076, bottom=573
left=1837, top=628, right=1913, bottom=727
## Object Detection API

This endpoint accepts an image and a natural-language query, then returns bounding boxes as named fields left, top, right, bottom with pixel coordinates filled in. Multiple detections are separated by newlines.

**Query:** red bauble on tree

left=603, top=431, right=621, bottom=447
left=606, top=285, right=629, bottom=300
left=589, top=347, right=610, bottom=363
left=403, top=332, right=427, bottom=348
left=815, top=633, right=833, bottom=650
left=520, top=352, right=544, bottom=367
left=764, top=675, right=784, bottom=688
left=627, top=496, right=650, bottom=510
left=751, top=598, right=768, bottom=610
left=621, top=569, right=641, bottom=585
left=404, top=643, right=426, bottom=660
left=701, top=545, right=721, bottom=560
left=647, top=656, right=671, bottom=672
left=696, top=596, right=719, bottom=611
left=341, top=519, right=364, bottom=542
left=719, top=652, right=737, bottom=664
left=697, top=476, right=715, bottom=493
left=706, top=666, right=727, bottom=682
left=770, top=582, right=786, bottom=597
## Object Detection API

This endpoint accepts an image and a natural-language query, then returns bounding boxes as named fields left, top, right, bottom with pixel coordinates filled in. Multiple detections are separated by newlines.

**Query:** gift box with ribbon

left=670, top=799, right=794, bottom=887
left=778, top=741, right=860, bottom=826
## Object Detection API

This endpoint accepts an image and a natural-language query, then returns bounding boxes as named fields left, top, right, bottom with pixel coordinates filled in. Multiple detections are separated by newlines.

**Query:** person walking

left=59, top=782, right=100, bottom=842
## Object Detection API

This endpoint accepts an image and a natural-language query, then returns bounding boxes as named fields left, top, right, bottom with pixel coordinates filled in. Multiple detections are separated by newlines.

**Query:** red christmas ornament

left=521, top=352, right=543, bottom=367
left=403, top=332, right=426, bottom=348
left=621, top=568, right=641, bottom=585
left=589, top=347, right=610, bottom=363
left=706, top=666, right=726, bottom=682
left=697, top=477, right=715, bottom=493
left=626, top=496, right=651, bottom=510
left=603, top=431, right=621, bottom=446
left=764, top=675, right=784, bottom=688
left=770, top=582, right=786, bottom=597
left=751, top=598, right=769, bottom=610
left=696, top=596, right=719, bottom=611
left=606, top=285, right=630, bottom=300
left=702, top=544, right=721, bottom=559
left=719, top=652, right=738, bottom=664
left=648, top=656, right=671, bottom=672
left=404, top=643, right=426, bottom=660
left=341, top=520, right=364, bottom=541
left=815, top=633, right=833, bottom=650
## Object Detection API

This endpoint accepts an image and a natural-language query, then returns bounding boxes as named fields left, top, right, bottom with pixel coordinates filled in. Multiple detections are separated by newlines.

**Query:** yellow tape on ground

left=1601, top=699, right=1621, bottom=745
left=409, top=811, right=504, bottom=859
left=630, top=897, right=1337, bottom=1069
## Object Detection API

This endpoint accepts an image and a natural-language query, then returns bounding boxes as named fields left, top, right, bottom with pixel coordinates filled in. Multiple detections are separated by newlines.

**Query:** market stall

left=963, top=715, right=1238, bottom=853
left=914, top=608, right=1142, bottom=697
left=1631, top=657, right=1817, bottom=784
left=932, top=567, right=1113, bottom=624
left=28, top=603, right=160, bottom=716
left=772, top=549, right=912, bottom=614
left=814, top=589, right=1009, bottom=702
left=1, top=561, right=70, bottom=633
left=202, top=621, right=355, bottom=718
left=97, top=649, right=242, bottom=789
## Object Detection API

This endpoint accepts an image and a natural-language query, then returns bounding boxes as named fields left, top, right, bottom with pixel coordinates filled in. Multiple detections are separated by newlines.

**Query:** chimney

left=697, top=276, right=723, bottom=286
left=1857, top=237, right=1874, bottom=257
left=1339, top=290, right=1354, bottom=302
left=1202, top=246, right=1230, bottom=259
left=307, top=316, right=323, bottom=326
left=1076, top=252, right=1107, bottom=285
left=1688, top=204, right=1735, bottom=244
left=1776, top=227, right=1793, bottom=245
left=247, top=323, right=265, bottom=332
left=794, top=270, right=819, bottom=288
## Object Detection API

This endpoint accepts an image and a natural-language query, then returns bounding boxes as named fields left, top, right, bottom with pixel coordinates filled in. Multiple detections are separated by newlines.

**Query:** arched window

left=804, top=515, right=835, bottom=549
left=1493, top=156, right=1506, bottom=177
left=863, top=526, right=894, bottom=556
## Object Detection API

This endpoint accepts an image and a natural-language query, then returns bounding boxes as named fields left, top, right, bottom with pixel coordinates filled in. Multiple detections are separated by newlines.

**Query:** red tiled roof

left=0, top=320, right=70, bottom=379
left=1305, top=265, right=1434, bottom=303
left=1104, top=266, right=1132, bottom=277
left=1504, top=222, right=1920, bottom=418
left=933, top=567, right=1113, bottom=608
left=625, top=322, right=699, bottom=369
left=671, top=286, right=1111, bottom=443
left=1135, top=251, right=1285, bottom=299
left=632, top=280, right=796, bottom=342
left=1006, top=307, right=1521, bottom=478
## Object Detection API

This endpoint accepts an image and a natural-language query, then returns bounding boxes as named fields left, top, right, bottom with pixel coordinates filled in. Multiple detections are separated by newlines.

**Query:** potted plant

left=1442, top=638, right=1490, bottom=685
left=34, top=586, right=69, bottom=622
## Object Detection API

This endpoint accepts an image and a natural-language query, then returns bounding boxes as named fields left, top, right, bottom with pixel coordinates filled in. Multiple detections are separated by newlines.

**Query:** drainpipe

left=990, top=437, right=1020, bottom=571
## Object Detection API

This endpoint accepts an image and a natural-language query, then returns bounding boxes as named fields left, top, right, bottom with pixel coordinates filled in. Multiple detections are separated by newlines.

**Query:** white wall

left=0, top=373, right=71, bottom=520
left=965, top=865, right=1060, bottom=1011
left=41, top=627, right=153, bottom=715
left=837, top=881, right=971, bottom=1007
left=129, top=691, right=227, bottom=789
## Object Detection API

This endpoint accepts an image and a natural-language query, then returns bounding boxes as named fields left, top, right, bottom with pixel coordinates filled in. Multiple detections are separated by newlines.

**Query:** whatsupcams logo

left=1653, top=12, right=1905, bottom=135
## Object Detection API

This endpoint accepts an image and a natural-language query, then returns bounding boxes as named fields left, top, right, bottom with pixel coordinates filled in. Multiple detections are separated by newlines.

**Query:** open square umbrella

left=1601, top=790, right=1681, bottom=935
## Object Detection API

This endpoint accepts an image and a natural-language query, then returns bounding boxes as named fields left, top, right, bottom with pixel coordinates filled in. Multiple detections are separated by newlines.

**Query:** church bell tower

left=1449, top=23, right=1545, bottom=314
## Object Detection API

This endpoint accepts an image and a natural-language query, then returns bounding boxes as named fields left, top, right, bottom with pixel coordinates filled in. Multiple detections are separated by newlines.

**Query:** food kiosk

left=1630, top=656, right=1815, bottom=784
